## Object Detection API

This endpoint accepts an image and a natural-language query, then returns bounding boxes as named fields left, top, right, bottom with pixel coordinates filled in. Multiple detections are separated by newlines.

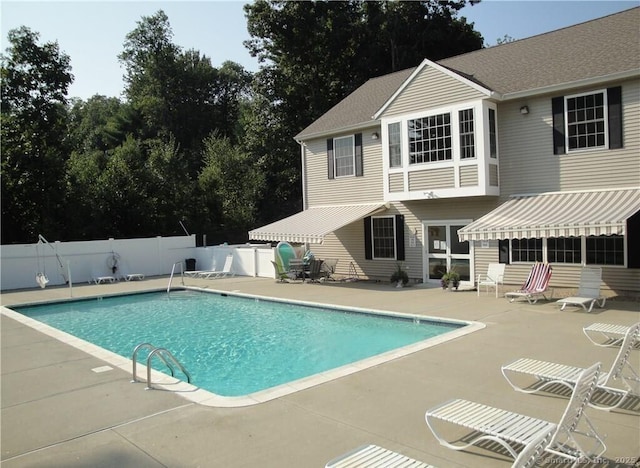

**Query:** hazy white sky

left=1, top=1, right=637, bottom=100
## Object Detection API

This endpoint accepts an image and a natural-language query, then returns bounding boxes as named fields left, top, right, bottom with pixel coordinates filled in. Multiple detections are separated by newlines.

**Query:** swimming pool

left=6, top=289, right=482, bottom=406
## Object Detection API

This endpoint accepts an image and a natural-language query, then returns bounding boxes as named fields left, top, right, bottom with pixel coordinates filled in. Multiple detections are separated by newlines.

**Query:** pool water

left=14, top=290, right=462, bottom=397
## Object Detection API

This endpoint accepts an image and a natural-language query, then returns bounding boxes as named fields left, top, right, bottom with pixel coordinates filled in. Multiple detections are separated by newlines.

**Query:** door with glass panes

left=423, top=221, right=472, bottom=286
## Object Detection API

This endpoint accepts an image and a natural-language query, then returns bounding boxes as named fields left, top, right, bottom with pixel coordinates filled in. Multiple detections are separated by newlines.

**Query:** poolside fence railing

left=1, top=236, right=278, bottom=291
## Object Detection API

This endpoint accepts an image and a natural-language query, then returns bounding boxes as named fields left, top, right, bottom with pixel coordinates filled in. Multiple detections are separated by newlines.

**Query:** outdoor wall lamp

left=371, top=132, right=379, bottom=140
left=520, top=105, right=529, bottom=115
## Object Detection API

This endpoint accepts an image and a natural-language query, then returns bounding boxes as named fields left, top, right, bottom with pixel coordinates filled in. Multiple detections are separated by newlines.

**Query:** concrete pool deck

left=2, top=276, right=639, bottom=467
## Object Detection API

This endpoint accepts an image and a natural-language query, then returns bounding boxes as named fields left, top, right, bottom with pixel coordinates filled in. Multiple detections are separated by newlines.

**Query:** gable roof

left=439, top=6, right=639, bottom=97
left=295, top=67, right=415, bottom=140
left=296, top=7, right=639, bottom=141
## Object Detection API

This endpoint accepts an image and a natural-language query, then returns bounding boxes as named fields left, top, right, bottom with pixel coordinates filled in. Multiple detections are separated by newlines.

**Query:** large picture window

left=509, top=235, right=625, bottom=266
left=408, top=113, right=452, bottom=164
left=334, top=135, right=355, bottom=177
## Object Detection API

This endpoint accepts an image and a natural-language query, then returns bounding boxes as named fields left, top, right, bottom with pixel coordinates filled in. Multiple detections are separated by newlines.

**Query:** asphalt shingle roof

left=296, top=7, right=639, bottom=140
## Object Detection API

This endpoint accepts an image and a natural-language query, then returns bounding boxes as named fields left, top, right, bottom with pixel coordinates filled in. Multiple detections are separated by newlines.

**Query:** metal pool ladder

left=131, top=342, right=192, bottom=390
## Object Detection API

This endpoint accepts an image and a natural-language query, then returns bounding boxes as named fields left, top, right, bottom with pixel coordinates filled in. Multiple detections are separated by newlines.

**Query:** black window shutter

left=607, top=86, right=623, bottom=149
left=498, top=239, right=510, bottom=264
left=364, top=216, right=372, bottom=260
left=552, top=96, right=565, bottom=155
left=327, top=139, right=334, bottom=179
left=395, top=214, right=405, bottom=261
left=355, top=133, right=363, bottom=177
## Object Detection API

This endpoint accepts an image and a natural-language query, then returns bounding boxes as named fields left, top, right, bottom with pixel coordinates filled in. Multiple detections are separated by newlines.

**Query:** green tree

left=1, top=26, right=73, bottom=243
left=198, top=135, right=265, bottom=243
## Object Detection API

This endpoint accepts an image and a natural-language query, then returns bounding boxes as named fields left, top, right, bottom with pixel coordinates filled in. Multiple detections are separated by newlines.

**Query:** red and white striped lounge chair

left=505, top=262, right=553, bottom=304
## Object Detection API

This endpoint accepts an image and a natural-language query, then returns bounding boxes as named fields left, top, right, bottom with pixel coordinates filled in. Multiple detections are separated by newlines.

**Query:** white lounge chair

left=583, top=322, right=639, bottom=348
left=325, top=431, right=552, bottom=468
left=476, top=263, right=505, bottom=297
left=505, top=263, right=553, bottom=304
left=502, top=322, right=640, bottom=411
left=556, top=267, right=606, bottom=313
left=91, top=269, right=117, bottom=284
left=325, top=444, right=435, bottom=468
left=425, top=362, right=605, bottom=465
left=200, top=254, right=233, bottom=279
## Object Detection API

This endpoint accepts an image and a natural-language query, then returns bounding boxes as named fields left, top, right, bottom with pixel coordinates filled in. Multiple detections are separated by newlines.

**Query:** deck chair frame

left=505, top=263, right=553, bottom=304
left=200, top=255, right=233, bottom=279
left=556, top=267, right=606, bottom=313
left=477, top=263, right=505, bottom=297
left=425, top=362, right=605, bottom=465
left=583, top=322, right=637, bottom=348
left=502, top=322, right=640, bottom=411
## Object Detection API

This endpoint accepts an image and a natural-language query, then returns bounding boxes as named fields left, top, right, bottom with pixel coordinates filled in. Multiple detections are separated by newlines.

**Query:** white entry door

left=423, top=221, right=472, bottom=285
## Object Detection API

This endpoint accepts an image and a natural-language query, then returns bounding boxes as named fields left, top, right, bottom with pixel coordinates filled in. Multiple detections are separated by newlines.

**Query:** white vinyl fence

left=0, top=236, right=278, bottom=291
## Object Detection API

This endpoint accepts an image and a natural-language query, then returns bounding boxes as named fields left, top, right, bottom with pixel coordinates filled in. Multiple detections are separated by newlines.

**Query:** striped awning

left=458, top=188, right=640, bottom=241
left=248, top=203, right=388, bottom=244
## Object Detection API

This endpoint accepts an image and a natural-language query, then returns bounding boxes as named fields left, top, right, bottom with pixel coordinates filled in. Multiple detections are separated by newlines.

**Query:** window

left=388, top=122, right=402, bottom=168
left=586, top=235, right=624, bottom=266
left=511, top=238, right=542, bottom=262
left=459, top=109, right=475, bottom=159
left=548, top=237, right=581, bottom=264
left=408, top=113, right=452, bottom=164
left=488, top=108, right=497, bottom=158
left=334, top=135, right=354, bottom=177
left=509, top=235, right=626, bottom=266
left=372, top=217, right=396, bottom=259
left=566, top=91, right=606, bottom=151
left=552, top=86, right=622, bottom=155
left=364, top=214, right=405, bottom=261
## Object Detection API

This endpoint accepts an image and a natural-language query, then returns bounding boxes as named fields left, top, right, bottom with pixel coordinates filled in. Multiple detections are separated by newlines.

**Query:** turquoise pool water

left=13, top=290, right=462, bottom=397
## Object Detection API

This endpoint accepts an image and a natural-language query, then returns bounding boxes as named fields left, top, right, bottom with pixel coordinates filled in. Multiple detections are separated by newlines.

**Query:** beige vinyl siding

left=409, top=167, right=454, bottom=190
left=304, top=131, right=384, bottom=207
left=388, top=173, right=404, bottom=192
left=459, top=165, right=478, bottom=187
left=498, top=78, right=640, bottom=199
left=311, top=197, right=498, bottom=281
left=381, top=66, right=485, bottom=118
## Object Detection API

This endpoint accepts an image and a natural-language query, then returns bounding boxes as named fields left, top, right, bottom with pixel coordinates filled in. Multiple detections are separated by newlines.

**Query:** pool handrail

left=131, top=342, right=192, bottom=389
left=167, top=261, right=184, bottom=293
left=146, top=347, right=192, bottom=390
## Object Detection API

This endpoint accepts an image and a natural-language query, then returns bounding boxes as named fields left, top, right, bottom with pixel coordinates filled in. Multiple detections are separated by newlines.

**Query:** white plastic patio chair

left=583, top=322, right=639, bottom=348
left=556, top=267, right=606, bottom=313
left=502, top=322, right=640, bottom=411
left=425, top=362, right=605, bottom=465
left=476, top=263, right=505, bottom=297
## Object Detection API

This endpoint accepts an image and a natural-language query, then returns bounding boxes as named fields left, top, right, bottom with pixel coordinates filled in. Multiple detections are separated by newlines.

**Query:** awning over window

left=248, top=203, right=388, bottom=244
left=458, top=188, right=640, bottom=241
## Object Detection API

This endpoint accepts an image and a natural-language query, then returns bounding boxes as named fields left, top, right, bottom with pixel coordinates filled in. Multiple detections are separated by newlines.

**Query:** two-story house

left=249, top=7, right=640, bottom=295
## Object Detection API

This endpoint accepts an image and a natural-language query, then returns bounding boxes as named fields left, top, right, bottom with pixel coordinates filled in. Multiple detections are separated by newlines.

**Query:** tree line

left=1, top=0, right=483, bottom=245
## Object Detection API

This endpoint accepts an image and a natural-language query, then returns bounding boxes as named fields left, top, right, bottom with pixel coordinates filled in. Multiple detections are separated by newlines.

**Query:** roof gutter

left=295, top=121, right=380, bottom=144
